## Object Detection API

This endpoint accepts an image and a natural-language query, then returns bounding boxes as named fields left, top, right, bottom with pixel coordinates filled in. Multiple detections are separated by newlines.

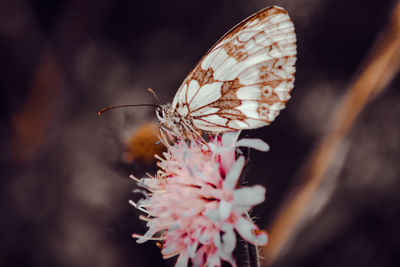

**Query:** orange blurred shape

left=12, top=52, right=63, bottom=162
left=124, top=122, right=166, bottom=165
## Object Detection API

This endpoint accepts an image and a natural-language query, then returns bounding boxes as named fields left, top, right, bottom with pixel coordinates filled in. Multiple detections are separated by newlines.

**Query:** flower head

left=130, top=132, right=269, bottom=267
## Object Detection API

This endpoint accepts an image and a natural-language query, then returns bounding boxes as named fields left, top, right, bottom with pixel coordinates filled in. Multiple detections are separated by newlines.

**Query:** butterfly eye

left=155, top=107, right=164, bottom=120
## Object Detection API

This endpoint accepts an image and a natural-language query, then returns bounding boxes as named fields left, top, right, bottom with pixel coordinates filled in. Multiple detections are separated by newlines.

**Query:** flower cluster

left=130, top=132, right=270, bottom=266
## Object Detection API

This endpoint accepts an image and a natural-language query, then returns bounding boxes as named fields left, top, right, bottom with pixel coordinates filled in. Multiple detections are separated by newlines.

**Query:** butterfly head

left=156, top=104, right=184, bottom=136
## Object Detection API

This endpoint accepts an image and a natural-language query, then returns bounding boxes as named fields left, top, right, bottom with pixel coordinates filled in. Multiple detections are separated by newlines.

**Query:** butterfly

left=99, top=6, right=296, bottom=137
left=155, top=6, right=297, bottom=137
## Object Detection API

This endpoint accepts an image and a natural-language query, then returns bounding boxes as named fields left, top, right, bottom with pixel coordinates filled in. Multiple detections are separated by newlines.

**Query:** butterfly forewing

left=171, top=6, right=296, bottom=133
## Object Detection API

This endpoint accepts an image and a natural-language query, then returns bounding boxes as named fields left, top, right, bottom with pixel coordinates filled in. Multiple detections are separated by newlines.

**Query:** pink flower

left=130, top=132, right=269, bottom=267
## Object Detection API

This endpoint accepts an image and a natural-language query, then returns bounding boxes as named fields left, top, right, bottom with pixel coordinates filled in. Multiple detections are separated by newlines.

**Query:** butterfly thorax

left=156, top=104, right=193, bottom=137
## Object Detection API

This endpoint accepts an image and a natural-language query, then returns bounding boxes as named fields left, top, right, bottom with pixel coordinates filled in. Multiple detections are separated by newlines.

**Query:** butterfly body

left=156, top=104, right=189, bottom=136
left=157, top=6, right=296, bottom=136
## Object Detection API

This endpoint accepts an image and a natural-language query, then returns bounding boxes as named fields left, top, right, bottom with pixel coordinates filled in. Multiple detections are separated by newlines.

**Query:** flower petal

left=208, top=251, right=222, bottom=267
left=233, top=186, right=266, bottom=213
left=219, top=200, right=233, bottom=221
left=235, top=138, right=270, bottom=151
left=135, top=227, right=158, bottom=243
left=175, top=251, right=189, bottom=267
left=187, top=242, right=198, bottom=258
left=223, top=156, right=245, bottom=190
left=221, top=224, right=236, bottom=256
left=235, top=216, right=268, bottom=246
left=221, top=131, right=240, bottom=147
left=204, top=208, right=221, bottom=223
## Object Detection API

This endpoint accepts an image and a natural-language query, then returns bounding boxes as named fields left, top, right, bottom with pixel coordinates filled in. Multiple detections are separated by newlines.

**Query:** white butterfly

left=157, top=6, right=297, bottom=137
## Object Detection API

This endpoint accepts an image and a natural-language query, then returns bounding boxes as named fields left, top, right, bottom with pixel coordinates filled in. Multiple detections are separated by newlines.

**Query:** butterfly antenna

left=98, top=104, right=159, bottom=115
left=147, top=88, right=162, bottom=105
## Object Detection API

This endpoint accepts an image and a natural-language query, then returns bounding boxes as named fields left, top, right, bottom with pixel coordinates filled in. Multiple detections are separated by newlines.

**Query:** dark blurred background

left=1, top=0, right=399, bottom=266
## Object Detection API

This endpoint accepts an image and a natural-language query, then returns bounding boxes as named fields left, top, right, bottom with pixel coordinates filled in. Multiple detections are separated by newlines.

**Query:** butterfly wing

left=172, top=6, right=297, bottom=132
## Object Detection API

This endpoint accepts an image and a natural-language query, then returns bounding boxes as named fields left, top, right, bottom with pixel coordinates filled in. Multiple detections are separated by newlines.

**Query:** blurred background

left=1, top=0, right=399, bottom=266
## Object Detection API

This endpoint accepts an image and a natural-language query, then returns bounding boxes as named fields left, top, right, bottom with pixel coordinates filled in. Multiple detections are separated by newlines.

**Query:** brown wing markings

left=188, top=97, right=286, bottom=109
left=198, top=110, right=271, bottom=124
left=222, top=31, right=259, bottom=54
left=220, top=27, right=295, bottom=63
left=174, top=6, right=295, bottom=131
left=258, top=79, right=293, bottom=97
left=211, top=79, right=243, bottom=109
left=191, top=67, right=215, bottom=84
left=222, top=42, right=249, bottom=62
left=195, top=113, right=248, bottom=129
left=193, top=117, right=236, bottom=130
left=256, top=78, right=293, bottom=87
left=175, top=6, right=290, bottom=100
left=188, top=78, right=243, bottom=114
left=194, top=109, right=245, bottom=120
left=202, top=110, right=271, bottom=128
left=233, top=56, right=295, bottom=84
left=257, top=102, right=285, bottom=121
left=187, top=76, right=292, bottom=116
left=183, top=67, right=217, bottom=106
left=189, top=74, right=292, bottom=128
left=221, top=23, right=295, bottom=61
left=260, top=68, right=290, bottom=81
left=212, top=42, right=247, bottom=71
left=189, top=79, right=252, bottom=128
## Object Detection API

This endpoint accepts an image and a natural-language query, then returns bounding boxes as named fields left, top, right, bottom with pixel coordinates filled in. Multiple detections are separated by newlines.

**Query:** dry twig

left=262, top=2, right=400, bottom=264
